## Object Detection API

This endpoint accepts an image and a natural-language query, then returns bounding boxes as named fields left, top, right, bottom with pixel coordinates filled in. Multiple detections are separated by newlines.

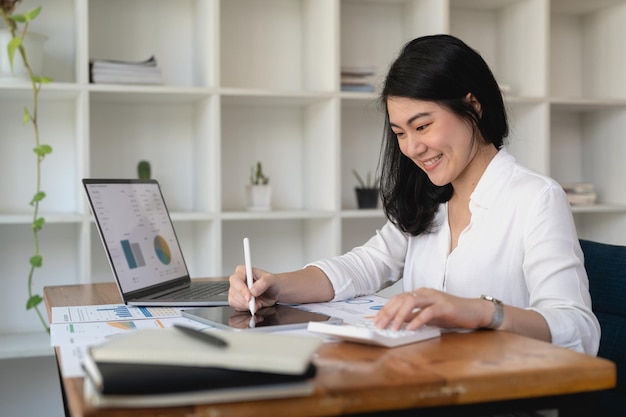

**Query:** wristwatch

left=480, top=295, right=504, bottom=330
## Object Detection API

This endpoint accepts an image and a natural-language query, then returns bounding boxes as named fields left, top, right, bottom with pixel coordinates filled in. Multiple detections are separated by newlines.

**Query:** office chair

left=579, top=239, right=626, bottom=416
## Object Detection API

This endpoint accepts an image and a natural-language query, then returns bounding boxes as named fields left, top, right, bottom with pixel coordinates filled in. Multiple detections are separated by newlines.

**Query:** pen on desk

left=243, top=237, right=256, bottom=314
left=173, top=324, right=228, bottom=348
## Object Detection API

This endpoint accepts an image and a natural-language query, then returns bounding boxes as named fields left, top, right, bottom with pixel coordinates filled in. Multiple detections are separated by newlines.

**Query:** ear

left=465, top=92, right=482, bottom=117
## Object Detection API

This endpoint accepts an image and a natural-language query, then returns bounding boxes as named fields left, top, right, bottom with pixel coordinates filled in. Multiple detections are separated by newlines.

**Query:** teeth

left=423, top=155, right=442, bottom=166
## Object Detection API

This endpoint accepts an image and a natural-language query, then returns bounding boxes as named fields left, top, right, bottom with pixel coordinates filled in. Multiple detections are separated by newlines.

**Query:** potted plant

left=352, top=169, right=379, bottom=209
left=246, top=161, right=271, bottom=211
left=1, top=1, right=51, bottom=332
left=0, top=1, right=46, bottom=83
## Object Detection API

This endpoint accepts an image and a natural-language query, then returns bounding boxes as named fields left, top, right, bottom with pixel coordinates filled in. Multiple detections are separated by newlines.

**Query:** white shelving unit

left=1, top=0, right=626, bottom=358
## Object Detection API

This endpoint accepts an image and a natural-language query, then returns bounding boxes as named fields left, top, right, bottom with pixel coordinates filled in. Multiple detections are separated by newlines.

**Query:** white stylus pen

left=243, top=237, right=256, bottom=314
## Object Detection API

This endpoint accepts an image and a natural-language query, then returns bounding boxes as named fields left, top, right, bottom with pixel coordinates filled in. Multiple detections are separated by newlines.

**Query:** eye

left=416, top=123, right=430, bottom=132
left=391, top=129, right=405, bottom=139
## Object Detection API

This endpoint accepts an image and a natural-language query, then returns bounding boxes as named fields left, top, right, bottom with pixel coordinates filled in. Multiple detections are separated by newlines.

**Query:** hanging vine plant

left=1, top=0, right=52, bottom=332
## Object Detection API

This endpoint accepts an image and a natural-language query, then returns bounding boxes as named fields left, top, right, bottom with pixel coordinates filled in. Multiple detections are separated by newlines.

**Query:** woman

left=228, top=34, right=600, bottom=355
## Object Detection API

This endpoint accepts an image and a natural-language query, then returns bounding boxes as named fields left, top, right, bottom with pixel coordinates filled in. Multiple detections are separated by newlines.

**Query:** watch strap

left=480, top=294, right=504, bottom=330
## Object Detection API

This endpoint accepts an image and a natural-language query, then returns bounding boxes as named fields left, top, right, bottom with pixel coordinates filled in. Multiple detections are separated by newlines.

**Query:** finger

left=405, top=306, right=433, bottom=330
left=374, top=292, right=418, bottom=330
left=228, top=265, right=253, bottom=310
left=389, top=292, right=423, bottom=330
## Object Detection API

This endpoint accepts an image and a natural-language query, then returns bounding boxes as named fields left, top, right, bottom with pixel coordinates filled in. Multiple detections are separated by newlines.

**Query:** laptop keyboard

left=158, top=282, right=229, bottom=301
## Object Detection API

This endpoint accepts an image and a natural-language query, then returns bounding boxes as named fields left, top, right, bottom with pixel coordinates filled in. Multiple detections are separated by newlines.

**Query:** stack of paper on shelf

left=561, top=182, right=597, bottom=205
left=90, top=55, right=163, bottom=85
left=82, top=327, right=322, bottom=408
left=341, top=65, right=376, bottom=92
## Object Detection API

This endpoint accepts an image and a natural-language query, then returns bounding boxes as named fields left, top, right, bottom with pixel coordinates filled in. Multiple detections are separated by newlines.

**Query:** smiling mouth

left=423, top=154, right=442, bottom=167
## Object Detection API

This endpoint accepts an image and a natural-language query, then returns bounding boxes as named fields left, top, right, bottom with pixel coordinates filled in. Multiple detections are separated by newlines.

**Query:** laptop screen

left=83, top=179, right=189, bottom=294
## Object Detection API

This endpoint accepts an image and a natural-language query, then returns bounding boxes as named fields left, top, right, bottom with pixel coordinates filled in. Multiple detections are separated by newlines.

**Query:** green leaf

left=24, top=7, right=42, bottom=22
left=33, top=145, right=53, bottom=156
left=7, top=36, right=21, bottom=71
left=33, top=217, right=45, bottom=231
left=29, top=255, right=43, bottom=268
left=33, top=76, right=53, bottom=84
left=30, top=191, right=46, bottom=205
left=22, top=106, right=30, bottom=124
left=8, top=14, right=27, bottom=23
left=26, top=294, right=43, bottom=310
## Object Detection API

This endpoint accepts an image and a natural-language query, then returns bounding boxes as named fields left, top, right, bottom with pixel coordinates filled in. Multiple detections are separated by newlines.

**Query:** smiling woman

left=227, top=34, right=600, bottom=359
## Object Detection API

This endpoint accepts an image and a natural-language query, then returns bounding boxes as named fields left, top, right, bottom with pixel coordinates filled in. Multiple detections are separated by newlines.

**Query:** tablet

left=181, top=305, right=343, bottom=332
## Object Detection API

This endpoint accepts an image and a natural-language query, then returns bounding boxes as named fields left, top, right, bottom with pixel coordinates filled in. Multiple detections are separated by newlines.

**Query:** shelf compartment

left=341, top=98, right=384, bottom=210
left=220, top=0, right=336, bottom=91
left=221, top=97, right=338, bottom=212
left=550, top=0, right=626, bottom=99
left=0, top=96, right=79, bottom=214
left=0, top=223, right=81, bottom=333
left=88, top=96, right=217, bottom=213
left=450, top=0, right=548, bottom=97
left=88, top=0, right=215, bottom=88
left=341, top=0, right=447, bottom=94
left=550, top=106, right=626, bottom=206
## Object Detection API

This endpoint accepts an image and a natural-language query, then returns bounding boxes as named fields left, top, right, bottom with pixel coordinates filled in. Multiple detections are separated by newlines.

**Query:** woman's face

left=387, top=96, right=479, bottom=187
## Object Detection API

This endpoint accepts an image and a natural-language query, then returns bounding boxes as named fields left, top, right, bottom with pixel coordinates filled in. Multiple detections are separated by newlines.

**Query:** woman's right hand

left=228, top=264, right=280, bottom=311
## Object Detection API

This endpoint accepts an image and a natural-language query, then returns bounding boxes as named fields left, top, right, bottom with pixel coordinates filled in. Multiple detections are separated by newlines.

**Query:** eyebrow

left=389, top=111, right=432, bottom=129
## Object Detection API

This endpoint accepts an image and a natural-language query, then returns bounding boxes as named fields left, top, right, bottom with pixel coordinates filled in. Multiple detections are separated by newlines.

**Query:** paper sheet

left=53, top=296, right=390, bottom=377
left=296, top=295, right=388, bottom=325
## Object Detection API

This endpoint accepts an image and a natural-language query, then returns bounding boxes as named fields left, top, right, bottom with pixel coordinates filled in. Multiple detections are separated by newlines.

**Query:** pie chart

left=154, top=235, right=172, bottom=265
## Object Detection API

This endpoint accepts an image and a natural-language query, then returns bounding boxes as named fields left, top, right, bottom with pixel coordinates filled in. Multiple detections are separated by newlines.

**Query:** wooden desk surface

left=45, top=282, right=616, bottom=417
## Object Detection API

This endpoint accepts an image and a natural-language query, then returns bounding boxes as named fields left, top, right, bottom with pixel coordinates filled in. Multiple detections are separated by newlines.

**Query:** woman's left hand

left=374, top=287, right=491, bottom=331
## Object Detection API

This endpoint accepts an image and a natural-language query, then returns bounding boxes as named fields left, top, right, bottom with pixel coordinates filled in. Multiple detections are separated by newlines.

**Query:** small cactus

left=250, top=161, right=269, bottom=185
left=138, top=160, right=151, bottom=179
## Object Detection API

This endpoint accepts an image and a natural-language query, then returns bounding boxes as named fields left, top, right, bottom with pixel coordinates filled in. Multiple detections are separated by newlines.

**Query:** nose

left=403, top=132, right=427, bottom=157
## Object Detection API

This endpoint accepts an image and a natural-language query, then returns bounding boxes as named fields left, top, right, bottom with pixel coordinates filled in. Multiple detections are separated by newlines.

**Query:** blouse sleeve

left=523, top=182, right=601, bottom=355
left=307, top=220, right=408, bottom=301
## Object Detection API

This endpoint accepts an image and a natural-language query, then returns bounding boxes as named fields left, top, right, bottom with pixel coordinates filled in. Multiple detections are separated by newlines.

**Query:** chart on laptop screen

left=87, top=182, right=187, bottom=292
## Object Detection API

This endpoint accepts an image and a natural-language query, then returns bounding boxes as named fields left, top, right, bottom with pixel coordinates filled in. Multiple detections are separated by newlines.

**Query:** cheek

left=397, top=137, right=418, bottom=160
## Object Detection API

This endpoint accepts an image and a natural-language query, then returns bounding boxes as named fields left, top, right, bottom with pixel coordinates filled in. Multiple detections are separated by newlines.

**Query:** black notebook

left=82, top=327, right=322, bottom=400
left=85, top=361, right=317, bottom=396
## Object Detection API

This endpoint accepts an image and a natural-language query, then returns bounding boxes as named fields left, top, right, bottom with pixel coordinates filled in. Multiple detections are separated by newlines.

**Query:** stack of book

left=341, top=65, right=376, bottom=92
left=81, top=327, right=321, bottom=408
left=561, top=182, right=597, bottom=205
left=90, top=55, right=163, bottom=85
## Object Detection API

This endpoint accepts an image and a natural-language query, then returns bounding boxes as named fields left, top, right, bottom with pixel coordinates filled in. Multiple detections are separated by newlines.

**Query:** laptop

left=82, top=178, right=229, bottom=306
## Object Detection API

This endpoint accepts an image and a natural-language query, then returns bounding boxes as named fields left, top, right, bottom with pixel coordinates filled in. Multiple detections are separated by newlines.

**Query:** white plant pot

left=0, top=29, right=47, bottom=83
left=246, top=185, right=271, bottom=211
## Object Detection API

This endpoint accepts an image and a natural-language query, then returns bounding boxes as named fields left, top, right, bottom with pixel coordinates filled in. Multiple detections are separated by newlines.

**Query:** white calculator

left=307, top=321, right=441, bottom=348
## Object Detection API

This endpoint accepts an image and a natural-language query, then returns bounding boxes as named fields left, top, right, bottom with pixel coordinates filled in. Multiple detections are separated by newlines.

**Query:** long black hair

left=379, top=34, right=508, bottom=236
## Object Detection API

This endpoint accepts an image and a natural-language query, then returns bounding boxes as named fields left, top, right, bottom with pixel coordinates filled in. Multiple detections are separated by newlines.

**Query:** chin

left=426, top=176, right=449, bottom=187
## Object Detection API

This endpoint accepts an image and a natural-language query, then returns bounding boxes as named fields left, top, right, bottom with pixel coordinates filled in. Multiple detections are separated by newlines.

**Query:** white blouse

left=310, top=149, right=600, bottom=355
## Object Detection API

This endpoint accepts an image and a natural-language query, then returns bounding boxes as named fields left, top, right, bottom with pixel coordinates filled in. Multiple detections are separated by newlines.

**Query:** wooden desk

left=45, top=282, right=616, bottom=417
